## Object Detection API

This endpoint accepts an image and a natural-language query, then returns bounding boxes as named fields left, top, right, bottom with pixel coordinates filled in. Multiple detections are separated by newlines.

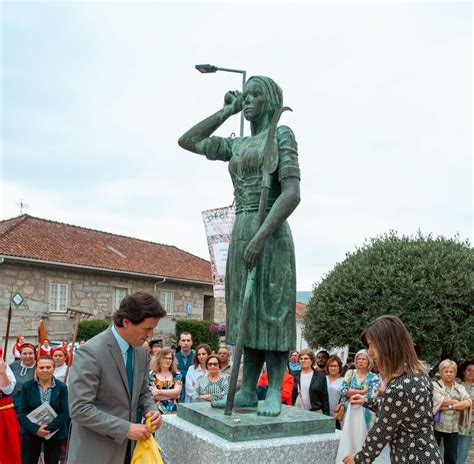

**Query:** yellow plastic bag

left=131, top=418, right=164, bottom=464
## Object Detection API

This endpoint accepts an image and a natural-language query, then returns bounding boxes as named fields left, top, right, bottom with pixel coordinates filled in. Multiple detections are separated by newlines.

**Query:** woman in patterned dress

left=147, top=349, right=183, bottom=414
left=343, top=315, right=443, bottom=464
left=341, top=349, right=380, bottom=429
left=193, top=355, right=230, bottom=403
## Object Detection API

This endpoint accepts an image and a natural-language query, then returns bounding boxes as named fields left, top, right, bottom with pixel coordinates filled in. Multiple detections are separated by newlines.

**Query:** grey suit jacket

left=67, top=327, right=157, bottom=463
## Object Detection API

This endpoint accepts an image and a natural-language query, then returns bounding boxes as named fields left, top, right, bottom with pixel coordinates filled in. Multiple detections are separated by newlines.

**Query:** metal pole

left=240, top=71, right=246, bottom=137
left=3, top=302, right=12, bottom=361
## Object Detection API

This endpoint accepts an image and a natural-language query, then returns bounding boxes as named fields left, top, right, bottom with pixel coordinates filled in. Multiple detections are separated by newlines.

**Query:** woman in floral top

left=341, top=349, right=380, bottom=429
left=148, top=349, right=183, bottom=414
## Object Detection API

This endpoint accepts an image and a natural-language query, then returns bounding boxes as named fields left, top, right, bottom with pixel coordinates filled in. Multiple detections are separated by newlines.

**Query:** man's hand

left=145, top=411, right=162, bottom=431
left=36, top=425, right=50, bottom=438
left=343, top=453, right=356, bottom=464
left=127, top=423, right=151, bottom=441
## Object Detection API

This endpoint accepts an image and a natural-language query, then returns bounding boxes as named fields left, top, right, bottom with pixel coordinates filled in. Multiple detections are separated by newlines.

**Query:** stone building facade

left=0, top=215, right=226, bottom=352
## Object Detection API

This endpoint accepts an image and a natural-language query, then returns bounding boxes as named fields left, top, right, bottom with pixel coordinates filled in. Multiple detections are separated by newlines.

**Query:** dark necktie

left=126, top=346, right=133, bottom=396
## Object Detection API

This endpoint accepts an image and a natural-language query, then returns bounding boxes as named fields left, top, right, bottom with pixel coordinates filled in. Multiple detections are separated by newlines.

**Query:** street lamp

left=195, top=64, right=247, bottom=137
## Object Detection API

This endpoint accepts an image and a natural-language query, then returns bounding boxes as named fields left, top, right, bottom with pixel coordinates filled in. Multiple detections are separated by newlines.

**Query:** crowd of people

left=0, top=309, right=472, bottom=464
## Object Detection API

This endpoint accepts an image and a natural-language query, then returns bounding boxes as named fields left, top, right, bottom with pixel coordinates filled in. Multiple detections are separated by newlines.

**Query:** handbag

left=333, top=401, right=345, bottom=421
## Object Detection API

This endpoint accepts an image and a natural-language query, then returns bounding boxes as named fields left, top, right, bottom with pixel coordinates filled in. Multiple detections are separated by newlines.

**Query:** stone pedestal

left=157, top=413, right=341, bottom=464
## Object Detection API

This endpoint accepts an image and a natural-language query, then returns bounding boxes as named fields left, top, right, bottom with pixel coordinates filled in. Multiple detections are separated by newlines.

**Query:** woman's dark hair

left=459, top=360, right=474, bottom=382
left=192, top=343, right=212, bottom=368
left=326, top=355, right=343, bottom=375
left=361, top=314, right=426, bottom=381
left=112, top=292, right=166, bottom=327
left=36, top=355, right=55, bottom=366
left=205, top=354, right=221, bottom=369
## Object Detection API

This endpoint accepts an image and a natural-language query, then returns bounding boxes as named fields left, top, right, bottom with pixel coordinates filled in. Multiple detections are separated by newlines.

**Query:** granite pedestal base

left=157, top=414, right=341, bottom=464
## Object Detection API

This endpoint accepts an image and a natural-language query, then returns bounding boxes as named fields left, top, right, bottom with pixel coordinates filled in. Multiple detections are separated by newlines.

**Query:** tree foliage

left=175, top=319, right=220, bottom=353
left=303, top=232, right=473, bottom=364
left=77, top=319, right=110, bottom=341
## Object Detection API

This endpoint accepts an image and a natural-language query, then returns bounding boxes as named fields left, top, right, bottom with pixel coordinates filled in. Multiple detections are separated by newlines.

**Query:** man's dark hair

left=149, top=339, right=162, bottom=349
left=112, top=291, right=166, bottom=327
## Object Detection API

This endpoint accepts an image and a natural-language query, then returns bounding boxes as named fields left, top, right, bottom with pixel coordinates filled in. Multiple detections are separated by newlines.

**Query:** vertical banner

left=202, top=205, right=236, bottom=297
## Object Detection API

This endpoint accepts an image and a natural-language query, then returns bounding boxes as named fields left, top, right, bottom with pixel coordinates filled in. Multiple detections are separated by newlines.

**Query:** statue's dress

left=204, top=126, right=300, bottom=351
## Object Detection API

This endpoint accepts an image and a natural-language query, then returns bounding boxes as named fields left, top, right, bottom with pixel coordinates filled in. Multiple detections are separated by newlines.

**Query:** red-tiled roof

left=0, top=215, right=211, bottom=283
left=296, top=302, right=307, bottom=320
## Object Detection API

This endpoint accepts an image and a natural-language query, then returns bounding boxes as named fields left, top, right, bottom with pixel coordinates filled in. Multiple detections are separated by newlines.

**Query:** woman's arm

left=45, top=384, right=69, bottom=432
left=151, top=380, right=182, bottom=401
left=353, top=383, right=406, bottom=463
left=18, top=383, right=41, bottom=436
left=244, top=176, right=300, bottom=268
left=178, top=91, right=242, bottom=155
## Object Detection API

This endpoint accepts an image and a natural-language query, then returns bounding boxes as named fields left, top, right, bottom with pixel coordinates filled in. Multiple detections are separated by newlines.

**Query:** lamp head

left=195, top=64, right=218, bottom=73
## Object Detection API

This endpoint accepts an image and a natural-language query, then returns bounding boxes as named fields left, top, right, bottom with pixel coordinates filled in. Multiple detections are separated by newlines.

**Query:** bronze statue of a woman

left=178, top=76, right=300, bottom=416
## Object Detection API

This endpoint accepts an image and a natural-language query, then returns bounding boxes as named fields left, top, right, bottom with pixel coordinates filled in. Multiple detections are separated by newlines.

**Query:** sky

left=1, top=1, right=472, bottom=291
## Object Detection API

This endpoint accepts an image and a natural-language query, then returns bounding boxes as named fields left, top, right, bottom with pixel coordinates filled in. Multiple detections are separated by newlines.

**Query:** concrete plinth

left=177, top=402, right=335, bottom=441
left=157, top=414, right=341, bottom=464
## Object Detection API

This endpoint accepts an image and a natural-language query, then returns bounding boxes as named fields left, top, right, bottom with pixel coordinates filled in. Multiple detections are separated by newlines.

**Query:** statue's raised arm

left=178, top=90, right=242, bottom=155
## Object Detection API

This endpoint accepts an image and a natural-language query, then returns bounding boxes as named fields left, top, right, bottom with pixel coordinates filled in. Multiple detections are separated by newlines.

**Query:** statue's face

left=242, top=81, right=266, bottom=121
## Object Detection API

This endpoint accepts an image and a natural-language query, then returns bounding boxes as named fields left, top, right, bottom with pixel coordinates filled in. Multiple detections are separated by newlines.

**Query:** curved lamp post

left=195, top=64, right=247, bottom=137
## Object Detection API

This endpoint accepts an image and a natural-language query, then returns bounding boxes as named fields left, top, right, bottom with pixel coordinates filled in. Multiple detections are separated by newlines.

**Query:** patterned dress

left=193, top=373, right=230, bottom=402
left=354, top=371, right=443, bottom=464
left=341, top=369, right=381, bottom=428
left=147, top=370, right=183, bottom=414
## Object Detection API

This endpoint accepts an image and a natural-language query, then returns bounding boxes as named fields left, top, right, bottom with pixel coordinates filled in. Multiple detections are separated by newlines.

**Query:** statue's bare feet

left=257, top=388, right=282, bottom=416
left=211, top=389, right=258, bottom=409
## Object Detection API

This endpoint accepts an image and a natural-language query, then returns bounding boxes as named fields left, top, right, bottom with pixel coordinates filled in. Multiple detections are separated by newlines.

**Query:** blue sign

left=186, top=303, right=193, bottom=315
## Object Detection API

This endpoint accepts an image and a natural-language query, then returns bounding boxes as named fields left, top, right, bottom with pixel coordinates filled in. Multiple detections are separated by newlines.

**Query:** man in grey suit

left=67, top=291, right=166, bottom=463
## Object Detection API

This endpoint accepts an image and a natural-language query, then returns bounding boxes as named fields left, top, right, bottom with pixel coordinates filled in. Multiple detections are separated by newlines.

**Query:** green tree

left=303, top=232, right=473, bottom=364
left=77, top=319, right=110, bottom=341
left=175, top=320, right=220, bottom=353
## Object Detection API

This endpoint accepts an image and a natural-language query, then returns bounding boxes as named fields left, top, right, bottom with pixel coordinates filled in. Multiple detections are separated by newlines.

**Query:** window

left=113, top=287, right=128, bottom=311
left=49, top=283, right=69, bottom=313
left=160, top=291, right=174, bottom=315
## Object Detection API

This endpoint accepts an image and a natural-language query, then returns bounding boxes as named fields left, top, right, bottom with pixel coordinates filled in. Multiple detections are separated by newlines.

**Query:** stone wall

left=0, top=261, right=223, bottom=347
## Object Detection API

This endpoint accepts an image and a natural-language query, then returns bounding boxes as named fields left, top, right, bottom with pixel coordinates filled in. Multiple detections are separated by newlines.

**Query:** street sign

left=11, top=291, right=25, bottom=307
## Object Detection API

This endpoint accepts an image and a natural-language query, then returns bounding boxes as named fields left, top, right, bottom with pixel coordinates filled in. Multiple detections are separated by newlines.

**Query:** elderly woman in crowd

left=326, top=355, right=344, bottom=427
left=341, top=348, right=380, bottom=429
left=18, top=355, right=69, bottom=464
left=343, top=315, right=443, bottom=464
left=148, top=348, right=183, bottom=414
left=53, top=347, right=68, bottom=383
left=185, top=343, right=212, bottom=403
left=291, top=348, right=329, bottom=415
left=432, top=359, right=472, bottom=464
left=9, top=342, right=37, bottom=409
left=458, top=360, right=474, bottom=464
left=193, top=354, right=230, bottom=403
